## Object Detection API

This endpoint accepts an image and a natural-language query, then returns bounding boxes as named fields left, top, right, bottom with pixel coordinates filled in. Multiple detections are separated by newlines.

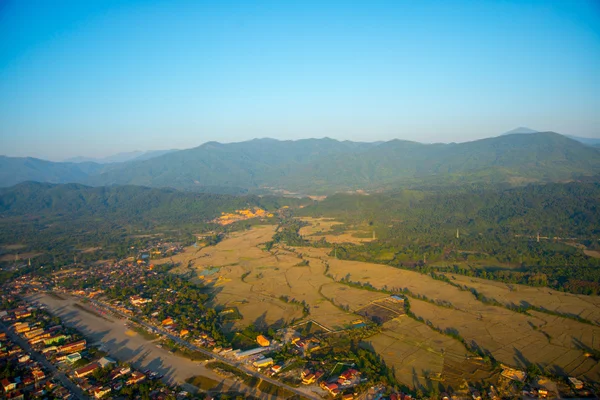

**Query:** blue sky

left=0, top=0, right=599, bottom=160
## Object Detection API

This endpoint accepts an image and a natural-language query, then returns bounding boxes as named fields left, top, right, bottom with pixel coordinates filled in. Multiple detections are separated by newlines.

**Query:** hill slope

left=0, top=182, right=302, bottom=223
left=87, top=138, right=378, bottom=191
left=282, top=132, right=600, bottom=191
left=1, top=133, right=599, bottom=193
left=0, top=156, right=103, bottom=188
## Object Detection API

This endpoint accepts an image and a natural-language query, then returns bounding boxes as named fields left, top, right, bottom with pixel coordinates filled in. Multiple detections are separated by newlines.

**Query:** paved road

left=86, top=296, right=320, bottom=400
left=0, top=321, right=88, bottom=400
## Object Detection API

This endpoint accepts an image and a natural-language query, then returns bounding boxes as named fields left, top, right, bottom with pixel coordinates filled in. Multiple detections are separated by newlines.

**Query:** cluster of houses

left=71, top=357, right=153, bottom=398
left=0, top=334, right=58, bottom=400
left=0, top=297, right=74, bottom=399
left=291, top=335, right=322, bottom=354
left=319, top=368, right=363, bottom=397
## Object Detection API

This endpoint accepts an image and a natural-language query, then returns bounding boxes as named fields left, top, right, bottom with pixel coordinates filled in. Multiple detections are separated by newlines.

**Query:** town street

left=31, top=293, right=319, bottom=399
left=84, top=294, right=321, bottom=400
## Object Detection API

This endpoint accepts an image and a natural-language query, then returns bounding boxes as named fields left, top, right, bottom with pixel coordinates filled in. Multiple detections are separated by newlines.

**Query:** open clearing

left=0, top=251, right=43, bottom=262
left=1, top=244, right=26, bottom=250
left=298, top=217, right=375, bottom=244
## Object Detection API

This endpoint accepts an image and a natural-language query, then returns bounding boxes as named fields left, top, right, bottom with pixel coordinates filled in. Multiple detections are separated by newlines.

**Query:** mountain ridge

left=1, top=133, right=599, bottom=193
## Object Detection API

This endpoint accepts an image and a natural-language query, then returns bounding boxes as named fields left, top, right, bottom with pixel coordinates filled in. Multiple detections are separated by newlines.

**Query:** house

left=302, top=373, right=316, bottom=385
left=127, top=371, right=146, bottom=385
left=98, top=357, right=116, bottom=368
left=32, top=369, right=45, bottom=381
left=74, top=362, right=100, bottom=378
left=323, top=383, right=339, bottom=396
left=568, top=377, right=584, bottom=390
left=1, top=378, right=17, bottom=392
left=130, top=296, right=152, bottom=307
left=22, top=377, right=34, bottom=387
left=234, top=347, right=268, bottom=359
left=12, top=322, right=29, bottom=333
left=94, top=386, right=112, bottom=398
left=66, top=352, right=82, bottom=364
left=271, top=365, right=282, bottom=374
left=180, top=329, right=189, bottom=337
left=18, top=354, right=30, bottom=363
left=58, top=339, right=86, bottom=354
left=500, top=366, right=526, bottom=382
left=256, top=335, right=270, bottom=347
left=342, top=394, right=354, bottom=400
left=24, top=328, right=44, bottom=339
left=15, top=310, right=31, bottom=319
left=161, top=317, right=174, bottom=326
left=5, top=391, right=24, bottom=400
left=338, top=369, right=359, bottom=385
left=253, top=357, right=274, bottom=368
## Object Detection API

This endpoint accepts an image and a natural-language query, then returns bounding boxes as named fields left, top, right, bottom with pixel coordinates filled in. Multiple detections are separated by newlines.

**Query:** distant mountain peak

left=502, top=127, right=539, bottom=135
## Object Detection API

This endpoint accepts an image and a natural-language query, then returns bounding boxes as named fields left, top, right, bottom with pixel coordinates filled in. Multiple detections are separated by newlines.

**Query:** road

left=0, top=321, right=89, bottom=400
left=85, top=295, right=320, bottom=400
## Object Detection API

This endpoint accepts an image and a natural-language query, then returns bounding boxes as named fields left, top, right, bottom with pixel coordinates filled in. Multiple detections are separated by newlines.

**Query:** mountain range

left=502, top=127, right=600, bottom=147
left=63, top=149, right=178, bottom=164
left=1, top=131, right=599, bottom=194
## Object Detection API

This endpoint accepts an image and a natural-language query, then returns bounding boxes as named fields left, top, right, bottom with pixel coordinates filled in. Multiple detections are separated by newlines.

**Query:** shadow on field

left=513, top=347, right=530, bottom=368
left=572, top=338, right=599, bottom=361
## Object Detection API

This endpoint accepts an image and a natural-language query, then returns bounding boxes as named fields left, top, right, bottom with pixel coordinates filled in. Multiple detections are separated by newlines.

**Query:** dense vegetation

left=0, top=182, right=310, bottom=264
left=301, top=181, right=600, bottom=294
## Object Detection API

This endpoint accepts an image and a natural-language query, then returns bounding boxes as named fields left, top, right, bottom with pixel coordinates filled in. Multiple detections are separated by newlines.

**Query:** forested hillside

left=0, top=182, right=309, bottom=264
left=0, top=156, right=103, bottom=187
left=300, top=181, right=600, bottom=294
left=2, top=133, right=599, bottom=193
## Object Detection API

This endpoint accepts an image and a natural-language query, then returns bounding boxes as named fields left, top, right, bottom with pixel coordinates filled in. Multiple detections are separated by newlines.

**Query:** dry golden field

left=443, top=274, right=600, bottom=325
left=157, top=225, right=358, bottom=331
left=323, top=257, right=600, bottom=382
left=160, top=223, right=600, bottom=387
left=367, top=317, right=497, bottom=393
left=298, top=217, right=375, bottom=244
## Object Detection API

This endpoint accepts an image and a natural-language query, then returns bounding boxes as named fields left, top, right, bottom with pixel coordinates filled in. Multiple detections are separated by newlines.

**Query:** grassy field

left=0, top=251, right=43, bottom=262
left=186, top=375, right=221, bottom=390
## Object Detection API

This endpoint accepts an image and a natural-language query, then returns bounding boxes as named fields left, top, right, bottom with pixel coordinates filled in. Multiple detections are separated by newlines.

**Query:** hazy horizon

left=1, top=0, right=599, bottom=160
left=0, top=128, right=587, bottom=162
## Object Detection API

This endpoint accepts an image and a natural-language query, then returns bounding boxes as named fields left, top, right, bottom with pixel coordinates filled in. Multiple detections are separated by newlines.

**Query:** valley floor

left=155, top=223, right=600, bottom=390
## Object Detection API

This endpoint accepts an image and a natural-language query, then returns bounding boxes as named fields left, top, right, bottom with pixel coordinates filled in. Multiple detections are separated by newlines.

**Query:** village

left=0, top=292, right=189, bottom=400
left=1, top=246, right=599, bottom=400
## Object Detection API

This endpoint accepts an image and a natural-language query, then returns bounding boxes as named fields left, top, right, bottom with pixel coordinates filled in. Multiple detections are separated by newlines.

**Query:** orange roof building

left=256, top=335, right=270, bottom=347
